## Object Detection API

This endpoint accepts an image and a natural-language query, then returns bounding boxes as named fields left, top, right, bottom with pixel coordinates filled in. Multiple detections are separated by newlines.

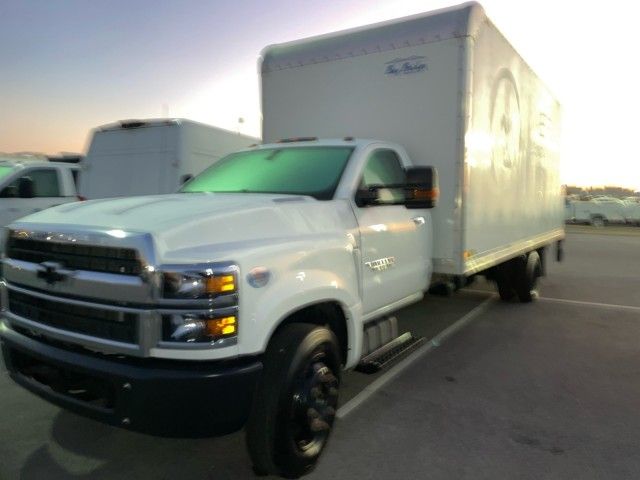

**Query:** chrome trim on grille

left=7, top=283, right=146, bottom=314
left=3, top=258, right=150, bottom=304
left=3, top=311, right=146, bottom=356
left=3, top=225, right=160, bottom=303
left=1, top=226, right=241, bottom=356
left=7, top=225, right=158, bottom=269
left=1, top=282, right=239, bottom=356
left=156, top=336, right=238, bottom=350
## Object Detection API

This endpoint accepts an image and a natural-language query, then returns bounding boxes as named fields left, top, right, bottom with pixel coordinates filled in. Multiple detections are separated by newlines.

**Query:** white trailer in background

left=261, top=1, right=564, bottom=279
left=566, top=198, right=626, bottom=226
left=80, top=119, right=259, bottom=199
left=624, top=203, right=640, bottom=224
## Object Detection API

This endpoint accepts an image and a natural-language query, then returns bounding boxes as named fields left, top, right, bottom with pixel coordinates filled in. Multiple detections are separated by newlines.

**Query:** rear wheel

left=246, top=323, right=341, bottom=478
left=590, top=215, right=605, bottom=228
left=494, top=261, right=515, bottom=301
left=513, top=251, right=541, bottom=303
left=494, top=251, right=541, bottom=303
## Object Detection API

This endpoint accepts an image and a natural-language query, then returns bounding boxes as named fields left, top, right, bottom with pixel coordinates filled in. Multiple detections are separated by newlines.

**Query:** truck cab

left=0, top=138, right=437, bottom=476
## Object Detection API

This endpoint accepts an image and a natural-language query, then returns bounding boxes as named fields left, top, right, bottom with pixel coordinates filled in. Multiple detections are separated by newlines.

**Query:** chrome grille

left=8, top=290, right=138, bottom=344
left=6, top=237, right=142, bottom=275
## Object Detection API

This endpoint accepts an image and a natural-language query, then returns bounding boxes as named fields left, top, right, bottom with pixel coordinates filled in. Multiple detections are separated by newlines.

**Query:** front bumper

left=0, top=323, right=262, bottom=437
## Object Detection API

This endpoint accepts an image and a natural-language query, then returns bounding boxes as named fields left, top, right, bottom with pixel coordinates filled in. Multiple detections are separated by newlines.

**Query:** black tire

left=246, top=323, right=341, bottom=478
left=590, top=215, right=605, bottom=228
left=513, top=251, right=541, bottom=303
left=495, top=261, right=515, bottom=301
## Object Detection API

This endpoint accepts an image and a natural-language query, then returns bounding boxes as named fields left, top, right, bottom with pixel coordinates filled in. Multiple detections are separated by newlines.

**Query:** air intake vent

left=8, top=290, right=138, bottom=344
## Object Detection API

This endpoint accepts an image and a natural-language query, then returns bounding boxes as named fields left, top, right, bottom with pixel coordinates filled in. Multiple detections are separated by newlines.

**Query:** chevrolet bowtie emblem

left=36, top=262, right=71, bottom=285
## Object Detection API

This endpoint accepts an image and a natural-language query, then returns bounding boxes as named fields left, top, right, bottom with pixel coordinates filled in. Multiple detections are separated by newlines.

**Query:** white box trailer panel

left=81, top=120, right=178, bottom=199
left=80, top=119, right=259, bottom=199
left=261, top=2, right=563, bottom=276
left=464, top=13, right=563, bottom=274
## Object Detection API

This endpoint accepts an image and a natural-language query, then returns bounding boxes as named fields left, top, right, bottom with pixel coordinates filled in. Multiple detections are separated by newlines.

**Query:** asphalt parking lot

left=1, top=227, right=639, bottom=479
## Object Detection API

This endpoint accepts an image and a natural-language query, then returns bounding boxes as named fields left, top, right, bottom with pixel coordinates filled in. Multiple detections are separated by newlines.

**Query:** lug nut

left=310, top=418, right=330, bottom=432
left=321, top=373, right=337, bottom=384
left=122, top=417, right=131, bottom=425
left=122, top=382, right=132, bottom=390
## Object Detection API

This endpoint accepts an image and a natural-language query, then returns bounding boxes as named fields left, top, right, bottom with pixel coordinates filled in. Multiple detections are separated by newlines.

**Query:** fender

left=239, top=268, right=363, bottom=368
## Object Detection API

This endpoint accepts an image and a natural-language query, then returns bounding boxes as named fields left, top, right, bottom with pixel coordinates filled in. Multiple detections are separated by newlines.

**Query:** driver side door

left=353, top=149, right=431, bottom=316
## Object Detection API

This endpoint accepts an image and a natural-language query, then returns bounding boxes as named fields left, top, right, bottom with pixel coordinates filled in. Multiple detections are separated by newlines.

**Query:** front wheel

left=246, top=323, right=341, bottom=478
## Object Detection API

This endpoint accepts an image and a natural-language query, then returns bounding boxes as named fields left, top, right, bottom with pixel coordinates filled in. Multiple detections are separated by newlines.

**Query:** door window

left=0, top=169, right=61, bottom=197
left=359, top=149, right=406, bottom=205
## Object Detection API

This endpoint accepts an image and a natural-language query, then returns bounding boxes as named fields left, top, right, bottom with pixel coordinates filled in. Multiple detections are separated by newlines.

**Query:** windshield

left=180, top=146, right=354, bottom=200
left=0, top=165, right=16, bottom=182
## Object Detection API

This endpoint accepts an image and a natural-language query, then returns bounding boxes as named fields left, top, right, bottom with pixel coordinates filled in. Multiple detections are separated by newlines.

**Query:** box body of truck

left=80, top=119, right=259, bottom=199
left=261, top=1, right=563, bottom=276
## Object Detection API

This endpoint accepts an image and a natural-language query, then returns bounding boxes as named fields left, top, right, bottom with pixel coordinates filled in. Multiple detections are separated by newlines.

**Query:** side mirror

left=18, top=177, right=35, bottom=198
left=355, top=187, right=380, bottom=207
left=405, top=166, right=438, bottom=209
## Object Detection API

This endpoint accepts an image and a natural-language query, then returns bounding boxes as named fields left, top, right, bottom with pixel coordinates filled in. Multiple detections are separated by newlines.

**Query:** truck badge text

left=365, top=257, right=396, bottom=272
left=385, top=56, right=427, bottom=76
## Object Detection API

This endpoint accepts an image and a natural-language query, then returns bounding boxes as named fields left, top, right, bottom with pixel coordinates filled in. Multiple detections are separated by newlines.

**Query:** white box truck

left=0, top=3, right=563, bottom=478
left=79, top=119, right=259, bottom=199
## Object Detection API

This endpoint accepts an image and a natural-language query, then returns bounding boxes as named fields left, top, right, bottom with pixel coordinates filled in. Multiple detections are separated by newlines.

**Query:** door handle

left=412, top=216, right=425, bottom=226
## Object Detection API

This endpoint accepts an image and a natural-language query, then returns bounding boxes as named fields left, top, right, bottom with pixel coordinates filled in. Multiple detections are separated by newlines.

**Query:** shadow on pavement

left=20, top=410, right=258, bottom=480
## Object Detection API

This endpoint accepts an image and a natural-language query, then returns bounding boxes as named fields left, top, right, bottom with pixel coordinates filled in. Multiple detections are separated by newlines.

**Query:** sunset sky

left=1, top=0, right=638, bottom=190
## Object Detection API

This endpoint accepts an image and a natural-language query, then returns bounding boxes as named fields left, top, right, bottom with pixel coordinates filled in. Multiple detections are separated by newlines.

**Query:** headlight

left=162, top=313, right=237, bottom=343
left=162, top=270, right=236, bottom=299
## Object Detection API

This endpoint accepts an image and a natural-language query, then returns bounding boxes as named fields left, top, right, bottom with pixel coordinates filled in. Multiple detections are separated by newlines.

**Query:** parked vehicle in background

left=623, top=200, right=640, bottom=225
left=0, top=4, right=563, bottom=478
left=0, top=153, right=49, bottom=164
left=79, top=119, right=259, bottom=199
left=565, top=197, right=626, bottom=226
left=0, top=161, right=80, bottom=227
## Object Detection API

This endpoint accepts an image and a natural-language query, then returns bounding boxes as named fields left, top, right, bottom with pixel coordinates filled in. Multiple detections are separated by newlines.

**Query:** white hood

left=12, top=193, right=354, bottom=262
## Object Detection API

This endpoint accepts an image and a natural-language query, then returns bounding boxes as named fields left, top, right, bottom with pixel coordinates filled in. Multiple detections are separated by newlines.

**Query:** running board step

left=356, top=332, right=426, bottom=374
